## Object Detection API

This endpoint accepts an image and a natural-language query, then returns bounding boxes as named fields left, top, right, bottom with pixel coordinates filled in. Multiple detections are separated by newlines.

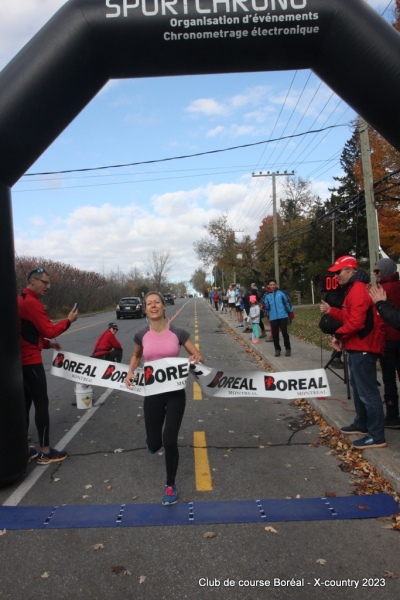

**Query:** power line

left=22, top=124, right=349, bottom=178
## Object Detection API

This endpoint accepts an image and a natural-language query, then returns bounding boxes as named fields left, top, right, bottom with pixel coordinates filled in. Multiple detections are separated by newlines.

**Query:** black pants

left=270, top=318, right=291, bottom=351
left=95, top=348, right=123, bottom=363
left=144, top=389, right=186, bottom=486
left=23, top=363, right=50, bottom=447
left=379, top=340, right=400, bottom=419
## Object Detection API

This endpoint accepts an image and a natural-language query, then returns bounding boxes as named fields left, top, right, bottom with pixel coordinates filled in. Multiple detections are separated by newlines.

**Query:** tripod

left=324, top=349, right=351, bottom=399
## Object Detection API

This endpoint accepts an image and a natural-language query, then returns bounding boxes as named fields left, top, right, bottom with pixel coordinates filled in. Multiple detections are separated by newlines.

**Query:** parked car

left=163, top=293, right=175, bottom=305
left=116, top=297, right=144, bottom=319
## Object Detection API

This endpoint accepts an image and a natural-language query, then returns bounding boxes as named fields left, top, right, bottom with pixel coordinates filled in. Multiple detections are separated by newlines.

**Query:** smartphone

left=73, top=303, right=79, bottom=311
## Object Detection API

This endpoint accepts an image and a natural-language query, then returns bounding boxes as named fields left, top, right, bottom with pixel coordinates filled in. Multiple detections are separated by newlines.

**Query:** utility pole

left=358, top=117, right=380, bottom=274
left=252, top=171, right=294, bottom=286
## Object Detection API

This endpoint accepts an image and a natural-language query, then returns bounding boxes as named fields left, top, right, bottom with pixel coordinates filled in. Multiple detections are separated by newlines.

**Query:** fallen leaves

left=0, top=529, right=6, bottom=536
left=384, top=570, right=398, bottom=579
left=294, top=399, right=400, bottom=504
left=112, top=565, right=130, bottom=575
left=265, top=526, right=278, bottom=534
left=202, top=531, right=217, bottom=539
left=383, top=515, right=400, bottom=532
left=92, top=543, right=104, bottom=551
left=316, top=558, right=327, bottom=565
left=40, top=572, right=50, bottom=579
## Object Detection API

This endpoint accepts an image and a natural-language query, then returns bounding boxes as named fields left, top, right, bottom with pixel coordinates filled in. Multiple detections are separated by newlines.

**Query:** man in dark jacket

left=369, top=284, right=400, bottom=329
left=320, top=255, right=386, bottom=449
left=372, top=258, right=400, bottom=429
left=18, top=267, right=79, bottom=464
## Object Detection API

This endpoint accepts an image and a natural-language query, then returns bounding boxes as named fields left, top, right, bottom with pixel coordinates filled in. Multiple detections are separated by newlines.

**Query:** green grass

left=288, top=305, right=333, bottom=351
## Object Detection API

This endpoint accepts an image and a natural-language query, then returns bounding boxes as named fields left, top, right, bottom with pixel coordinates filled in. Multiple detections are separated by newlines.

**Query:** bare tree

left=190, top=268, right=209, bottom=295
left=144, top=250, right=173, bottom=291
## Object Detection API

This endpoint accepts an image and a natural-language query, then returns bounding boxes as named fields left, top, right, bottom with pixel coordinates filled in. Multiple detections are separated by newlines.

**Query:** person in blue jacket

left=263, top=278, right=294, bottom=357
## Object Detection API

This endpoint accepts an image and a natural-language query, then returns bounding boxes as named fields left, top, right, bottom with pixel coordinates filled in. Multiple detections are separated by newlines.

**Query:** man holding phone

left=18, top=267, right=79, bottom=464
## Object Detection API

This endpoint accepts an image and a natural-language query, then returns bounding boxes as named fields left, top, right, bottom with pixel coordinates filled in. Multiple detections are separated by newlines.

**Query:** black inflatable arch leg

left=0, top=185, right=27, bottom=488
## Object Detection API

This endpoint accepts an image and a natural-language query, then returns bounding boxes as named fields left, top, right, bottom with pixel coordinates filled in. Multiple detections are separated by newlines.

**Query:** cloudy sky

left=0, top=0, right=394, bottom=283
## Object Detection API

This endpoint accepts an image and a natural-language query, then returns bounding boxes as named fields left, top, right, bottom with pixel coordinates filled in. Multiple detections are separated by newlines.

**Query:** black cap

left=108, top=322, right=118, bottom=330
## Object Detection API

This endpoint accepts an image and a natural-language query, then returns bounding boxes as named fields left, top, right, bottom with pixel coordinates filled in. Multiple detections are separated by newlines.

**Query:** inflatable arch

left=1, top=0, right=400, bottom=486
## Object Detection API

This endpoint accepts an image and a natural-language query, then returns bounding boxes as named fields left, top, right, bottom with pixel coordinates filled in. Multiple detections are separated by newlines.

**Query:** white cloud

left=14, top=181, right=249, bottom=280
left=0, top=1, right=67, bottom=68
left=29, top=216, right=46, bottom=227
left=206, top=125, right=226, bottom=138
left=186, top=98, right=228, bottom=117
left=186, top=86, right=271, bottom=120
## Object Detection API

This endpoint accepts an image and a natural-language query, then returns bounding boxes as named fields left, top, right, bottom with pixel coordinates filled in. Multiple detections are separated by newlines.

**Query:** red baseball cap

left=328, top=255, right=357, bottom=272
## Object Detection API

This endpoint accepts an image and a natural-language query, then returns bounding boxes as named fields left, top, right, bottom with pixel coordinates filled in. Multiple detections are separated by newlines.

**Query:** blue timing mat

left=0, top=494, right=397, bottom=530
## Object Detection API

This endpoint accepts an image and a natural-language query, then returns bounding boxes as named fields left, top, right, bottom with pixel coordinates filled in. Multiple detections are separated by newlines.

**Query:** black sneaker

left=352, top=436, right=387, bottom=449
left=37, top=448, right=67, bottom=465
left=341, top=424, right=368, bottom=435
left=285, top=349, right=291, bottom=357
left=385, top=417, right=400, bottom=429
left=274, top=350, right=281, bottom=357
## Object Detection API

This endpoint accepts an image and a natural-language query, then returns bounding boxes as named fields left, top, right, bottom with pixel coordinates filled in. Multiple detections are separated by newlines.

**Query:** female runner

left=125, top=291, right=203, bottom=505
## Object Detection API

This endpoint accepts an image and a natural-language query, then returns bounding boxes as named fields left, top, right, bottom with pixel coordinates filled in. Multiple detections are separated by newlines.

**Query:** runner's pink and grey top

left=134, top=324, right=190, bottom=362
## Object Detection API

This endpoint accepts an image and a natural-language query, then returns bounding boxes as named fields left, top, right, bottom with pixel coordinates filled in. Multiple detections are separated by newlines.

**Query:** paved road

left=1, top=298, right=399, bottom=599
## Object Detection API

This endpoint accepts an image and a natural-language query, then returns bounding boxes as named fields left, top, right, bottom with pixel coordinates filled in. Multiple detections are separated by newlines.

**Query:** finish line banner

left=51, top=351, right=331, bottom=400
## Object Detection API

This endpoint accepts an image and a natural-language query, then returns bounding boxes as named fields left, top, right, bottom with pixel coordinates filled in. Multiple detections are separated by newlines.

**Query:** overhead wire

left=232, top=71, right=299, bottom=226
left=21, top=124, right=348, bottom=178
left=256, top=167, right=400, bottom=259
left=235, top=71, right=318, bottom=235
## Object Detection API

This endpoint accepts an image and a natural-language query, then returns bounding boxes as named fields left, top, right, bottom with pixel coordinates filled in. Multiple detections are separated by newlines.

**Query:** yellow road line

left=193, top=381, right=202, bottom=400
left=61, top=320, right=110, bottom=335
left=193, top=431, right=213, bottom=491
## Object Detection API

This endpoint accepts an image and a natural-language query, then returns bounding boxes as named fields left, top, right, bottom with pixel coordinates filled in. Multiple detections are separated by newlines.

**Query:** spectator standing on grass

left=320, top=255, right=386, bottom=450
left=213, top=289, right=220, bottom=311
left=370, top=258, right=400, bottom=429
left=235, top=287, right=244, bottom=328
left=249, top=295, right=261, bottom=344
left=263, top=278, right=294, bottom=357
left=227, top=284, right=236, bottom=320
left=250, top=283, right=266, bottom=338
left=221, top=290, right=229, bottom=313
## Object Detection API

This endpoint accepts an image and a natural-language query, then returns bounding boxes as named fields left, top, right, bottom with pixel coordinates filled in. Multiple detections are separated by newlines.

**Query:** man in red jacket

left=18, top=267, right=78, bottom=464
left=373, top=258, right=400, bottom=429
left=320, top=255, right=386, bottom=449
left=92, top=322, right=123, bottom=362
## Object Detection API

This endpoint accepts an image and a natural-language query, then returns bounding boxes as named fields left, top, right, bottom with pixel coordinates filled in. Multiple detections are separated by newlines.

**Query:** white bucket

left=75, top=384, right=93, bottom=409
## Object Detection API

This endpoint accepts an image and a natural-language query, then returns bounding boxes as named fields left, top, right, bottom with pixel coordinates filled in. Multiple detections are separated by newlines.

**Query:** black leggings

left=23, top=363, right=50, bottom=447
left=144, top=389, right=186, bottom=486
left=96, top=348, right=123, bottom=363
